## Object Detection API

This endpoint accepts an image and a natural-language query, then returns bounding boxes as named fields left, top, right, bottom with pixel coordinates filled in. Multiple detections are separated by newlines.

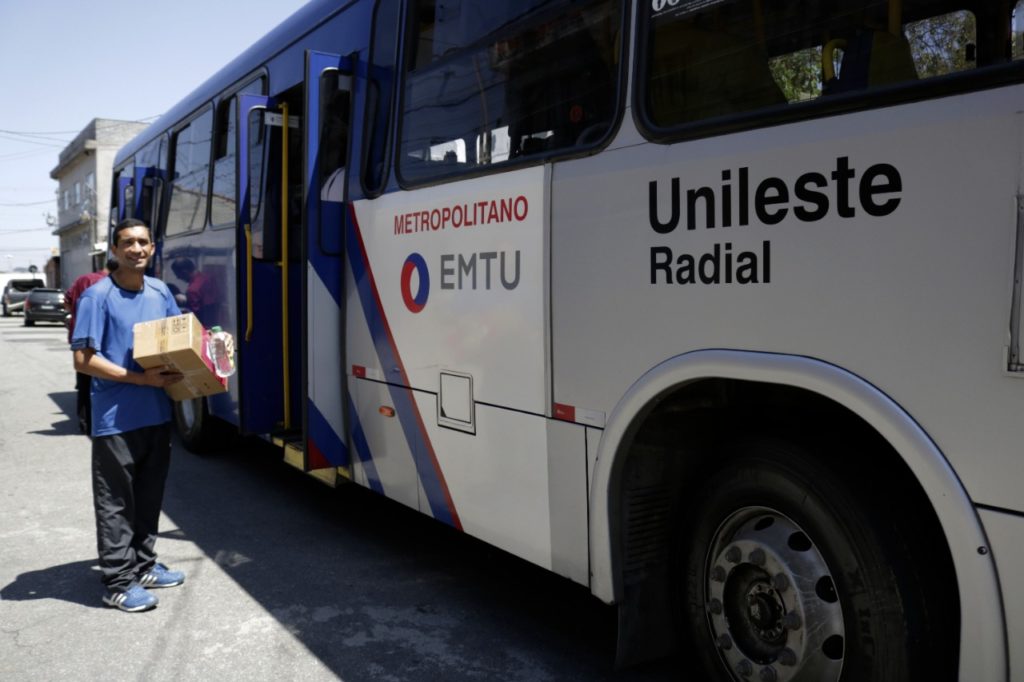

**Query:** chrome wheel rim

left=704, top=507, right=845, bottom=682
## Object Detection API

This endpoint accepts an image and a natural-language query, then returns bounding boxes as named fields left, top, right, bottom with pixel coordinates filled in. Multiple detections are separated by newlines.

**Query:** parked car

left=23, top=289, right=66, bottom=326
left=2, top=279, right=45, bottom=316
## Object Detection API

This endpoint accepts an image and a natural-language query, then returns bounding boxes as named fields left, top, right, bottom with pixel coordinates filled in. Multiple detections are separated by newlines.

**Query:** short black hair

left=113, top=218, right=149, bottom=246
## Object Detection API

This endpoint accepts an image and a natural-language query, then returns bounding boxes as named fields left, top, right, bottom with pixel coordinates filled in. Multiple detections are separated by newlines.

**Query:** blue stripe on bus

left=346, top=203, right=462, bottom=531
left=348, top=394, right=384, bottom=495
left=307, top=398, right=348, bottom=467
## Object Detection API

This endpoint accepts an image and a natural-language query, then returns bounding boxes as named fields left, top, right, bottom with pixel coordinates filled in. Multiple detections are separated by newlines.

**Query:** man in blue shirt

left=72, top=218, right=187, bottom=612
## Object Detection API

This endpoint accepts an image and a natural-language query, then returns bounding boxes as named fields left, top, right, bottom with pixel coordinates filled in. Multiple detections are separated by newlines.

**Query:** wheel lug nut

left=772, top=573, right=789, bottom=591
left=736, top=659, right=753, bottom=677
left=711, top=566, right=727, bottom=582
left=708, top=598, right=723, bottom=615
left=749, top=548, right=766, bottom=566
left=778, top=648, right=798, bottom=666
left=717, top=633, right=733, bottom=650
left=725, top=546, right=742, bottom=563
left=759, top=666, right=777, bottom=682
left=783, top=611, right=802, bottom=630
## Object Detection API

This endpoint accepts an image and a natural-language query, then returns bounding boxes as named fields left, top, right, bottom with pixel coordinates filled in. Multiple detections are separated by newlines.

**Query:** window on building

left=74, top=182, right=82, bottom=207
left=399, top=0, right=623, bottom=185
left=166, top=108, right=214, bottom=237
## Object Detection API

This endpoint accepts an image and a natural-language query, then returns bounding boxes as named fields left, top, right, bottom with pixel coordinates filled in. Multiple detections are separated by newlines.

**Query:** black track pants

left=75, top=372, right=91, bottom=435
left=91, top=423, right=172, bottom=590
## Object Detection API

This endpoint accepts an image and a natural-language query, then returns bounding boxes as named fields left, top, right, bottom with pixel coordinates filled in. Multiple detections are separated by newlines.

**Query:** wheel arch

left=590, top=349, right=1006, bottom=677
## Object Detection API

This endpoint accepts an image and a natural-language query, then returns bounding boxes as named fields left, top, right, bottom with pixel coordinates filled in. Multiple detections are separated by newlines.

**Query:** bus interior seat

left=823, top=28, right=918, bottom=95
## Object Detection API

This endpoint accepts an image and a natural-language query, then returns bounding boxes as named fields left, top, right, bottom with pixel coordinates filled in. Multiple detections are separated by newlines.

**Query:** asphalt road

left=0, top=316, right=678, bottom=681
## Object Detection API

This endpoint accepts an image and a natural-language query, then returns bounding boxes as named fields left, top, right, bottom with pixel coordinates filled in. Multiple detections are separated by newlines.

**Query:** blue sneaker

left=103, top=584, right=158, bottom=612
left=139, top=563, right=185, bottom=588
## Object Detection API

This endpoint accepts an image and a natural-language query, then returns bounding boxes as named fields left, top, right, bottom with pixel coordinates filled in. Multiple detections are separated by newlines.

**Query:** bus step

left=281, top=440, right=345, bottom=488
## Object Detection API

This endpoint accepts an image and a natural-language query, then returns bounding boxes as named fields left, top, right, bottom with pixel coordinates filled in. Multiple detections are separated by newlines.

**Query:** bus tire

left=678, top=438, right=925, bottom=682
left=173, top=396, right=225, bottom=454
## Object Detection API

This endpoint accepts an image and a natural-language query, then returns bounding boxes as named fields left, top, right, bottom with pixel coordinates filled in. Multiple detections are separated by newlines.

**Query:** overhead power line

left=0, top=227, right=53, bottom=234
left=0, top=199, right=56, bottom=207
left=0, top=116, right=162, bottom=137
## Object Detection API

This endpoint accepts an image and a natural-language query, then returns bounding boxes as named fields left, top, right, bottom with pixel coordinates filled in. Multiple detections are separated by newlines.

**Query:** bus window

left=166, top=108, right=214, bottom=237
left=1016, top=0, right=1024, bottom=59
left=248, top=106, right=267, bottom=233
left=399, top=0, right=623, bottom=185
left=319, top=71, right=350, bottom=203
left=135, top=136, right=166, bottom=234
left=212, top=78, right=265, bottom=227
left=640, top=1, right=993, bottom=133
left=363, top=0, right=401, bottom=195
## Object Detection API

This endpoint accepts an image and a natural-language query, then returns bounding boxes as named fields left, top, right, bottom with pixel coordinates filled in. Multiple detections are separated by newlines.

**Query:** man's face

left=113, top=226, right=154, bottom=272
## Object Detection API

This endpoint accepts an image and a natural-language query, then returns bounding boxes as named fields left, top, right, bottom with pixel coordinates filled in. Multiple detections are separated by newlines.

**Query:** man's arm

left=74, top=348, right=183, bottom=387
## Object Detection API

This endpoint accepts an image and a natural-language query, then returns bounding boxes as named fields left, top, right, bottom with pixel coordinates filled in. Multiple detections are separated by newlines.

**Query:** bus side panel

left=347, top=168, right=549, bottom=414
left=551, top=85, right=1024, bottom=516
left=979, top=509, right=1024, bottom=681
left=349, top=376, right=423, bottom=512
left=349, top=386, right=589, bottom=580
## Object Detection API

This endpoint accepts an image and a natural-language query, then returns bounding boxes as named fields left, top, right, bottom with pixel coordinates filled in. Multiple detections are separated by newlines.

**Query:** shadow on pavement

left=0, top=559, right=105, bottom=609
left=160, top=437, right=678, bottom=681
left=29, top=390, right=79, bottom=437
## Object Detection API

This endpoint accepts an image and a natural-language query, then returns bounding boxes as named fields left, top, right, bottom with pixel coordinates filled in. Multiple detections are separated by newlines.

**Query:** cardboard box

left=133, top=313, right=228, bottom=401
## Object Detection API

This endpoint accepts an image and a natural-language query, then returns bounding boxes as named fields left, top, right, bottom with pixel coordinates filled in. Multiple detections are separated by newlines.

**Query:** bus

left=111, top=1, right=1024, bottom=679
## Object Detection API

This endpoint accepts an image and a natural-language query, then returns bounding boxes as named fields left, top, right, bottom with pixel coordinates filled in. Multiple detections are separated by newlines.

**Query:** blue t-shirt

left=71, top=275, right=181, bottom=437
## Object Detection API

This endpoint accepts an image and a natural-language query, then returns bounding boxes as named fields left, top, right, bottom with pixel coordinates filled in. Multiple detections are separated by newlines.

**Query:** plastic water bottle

left=207, top=326, right=236, bottom=378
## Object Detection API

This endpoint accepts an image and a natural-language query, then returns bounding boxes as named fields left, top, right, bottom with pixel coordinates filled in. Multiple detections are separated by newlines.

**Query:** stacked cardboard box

left=133, top=313, right=228, bottom=401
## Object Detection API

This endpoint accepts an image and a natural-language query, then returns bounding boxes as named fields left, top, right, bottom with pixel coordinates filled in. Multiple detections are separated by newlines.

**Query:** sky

left=0, top=0, right=310, bottom=273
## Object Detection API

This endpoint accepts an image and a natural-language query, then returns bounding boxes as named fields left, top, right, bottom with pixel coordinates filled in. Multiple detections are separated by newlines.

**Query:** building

left=50, top=118, right=148, bottom=289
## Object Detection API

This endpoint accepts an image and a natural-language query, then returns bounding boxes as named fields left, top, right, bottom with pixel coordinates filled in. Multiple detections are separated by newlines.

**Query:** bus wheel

left=174, top=397, right=221, bottom=454
left=680, top=439, right=917, bottom=682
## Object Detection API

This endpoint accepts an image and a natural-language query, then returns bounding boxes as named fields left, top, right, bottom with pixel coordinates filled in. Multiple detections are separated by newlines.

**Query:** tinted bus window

left=166, top=108, right=214, bottom=237
left=639, top=1, right=1009, bottom=134
left=211, top=78, right=265, bottom=227
left=135, top=136, right=166, bottom=231
left=399, top=0, right=622, bottom=184
left=363, top=0, right=401, bottom=195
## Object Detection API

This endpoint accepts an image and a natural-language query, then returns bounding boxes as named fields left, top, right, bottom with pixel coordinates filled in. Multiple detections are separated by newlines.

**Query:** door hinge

left=1008, top=196, right=1024, bottom=372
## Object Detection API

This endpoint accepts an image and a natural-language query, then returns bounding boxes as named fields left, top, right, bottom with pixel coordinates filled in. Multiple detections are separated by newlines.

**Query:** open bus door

left=237, top=92, right=292, bottom=436
left=287, top=50, right=354, bottom=483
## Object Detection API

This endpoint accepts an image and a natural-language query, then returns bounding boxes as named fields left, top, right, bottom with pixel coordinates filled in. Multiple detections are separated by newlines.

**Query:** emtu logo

left=401, top=253, right=430, bottom=313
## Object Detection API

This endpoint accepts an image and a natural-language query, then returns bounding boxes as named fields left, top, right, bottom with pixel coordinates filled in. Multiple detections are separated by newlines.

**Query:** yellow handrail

left=244, top=224, right=253, bottom=342
left=279, top=102, right=291, bottom=429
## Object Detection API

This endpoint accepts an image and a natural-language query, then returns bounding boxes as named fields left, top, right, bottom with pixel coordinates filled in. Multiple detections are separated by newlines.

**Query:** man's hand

left=141, top=365, right=184, bottom=387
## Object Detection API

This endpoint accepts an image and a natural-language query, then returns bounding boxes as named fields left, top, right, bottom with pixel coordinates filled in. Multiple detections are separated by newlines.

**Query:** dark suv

left=23, top=289, right=66, bottom=326
left=2, top=279, right=45, bottom=316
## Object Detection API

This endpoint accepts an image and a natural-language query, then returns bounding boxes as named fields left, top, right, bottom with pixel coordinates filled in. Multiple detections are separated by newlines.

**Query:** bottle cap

left=211, top=325, right=222, bottom=333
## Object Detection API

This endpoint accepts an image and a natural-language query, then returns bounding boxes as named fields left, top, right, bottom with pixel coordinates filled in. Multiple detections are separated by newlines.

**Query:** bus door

left=116, top=173, right=133, bottom=224
left=300, top=51, right=354, bottom=476
left=237, top=92, right=293, bottom=435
